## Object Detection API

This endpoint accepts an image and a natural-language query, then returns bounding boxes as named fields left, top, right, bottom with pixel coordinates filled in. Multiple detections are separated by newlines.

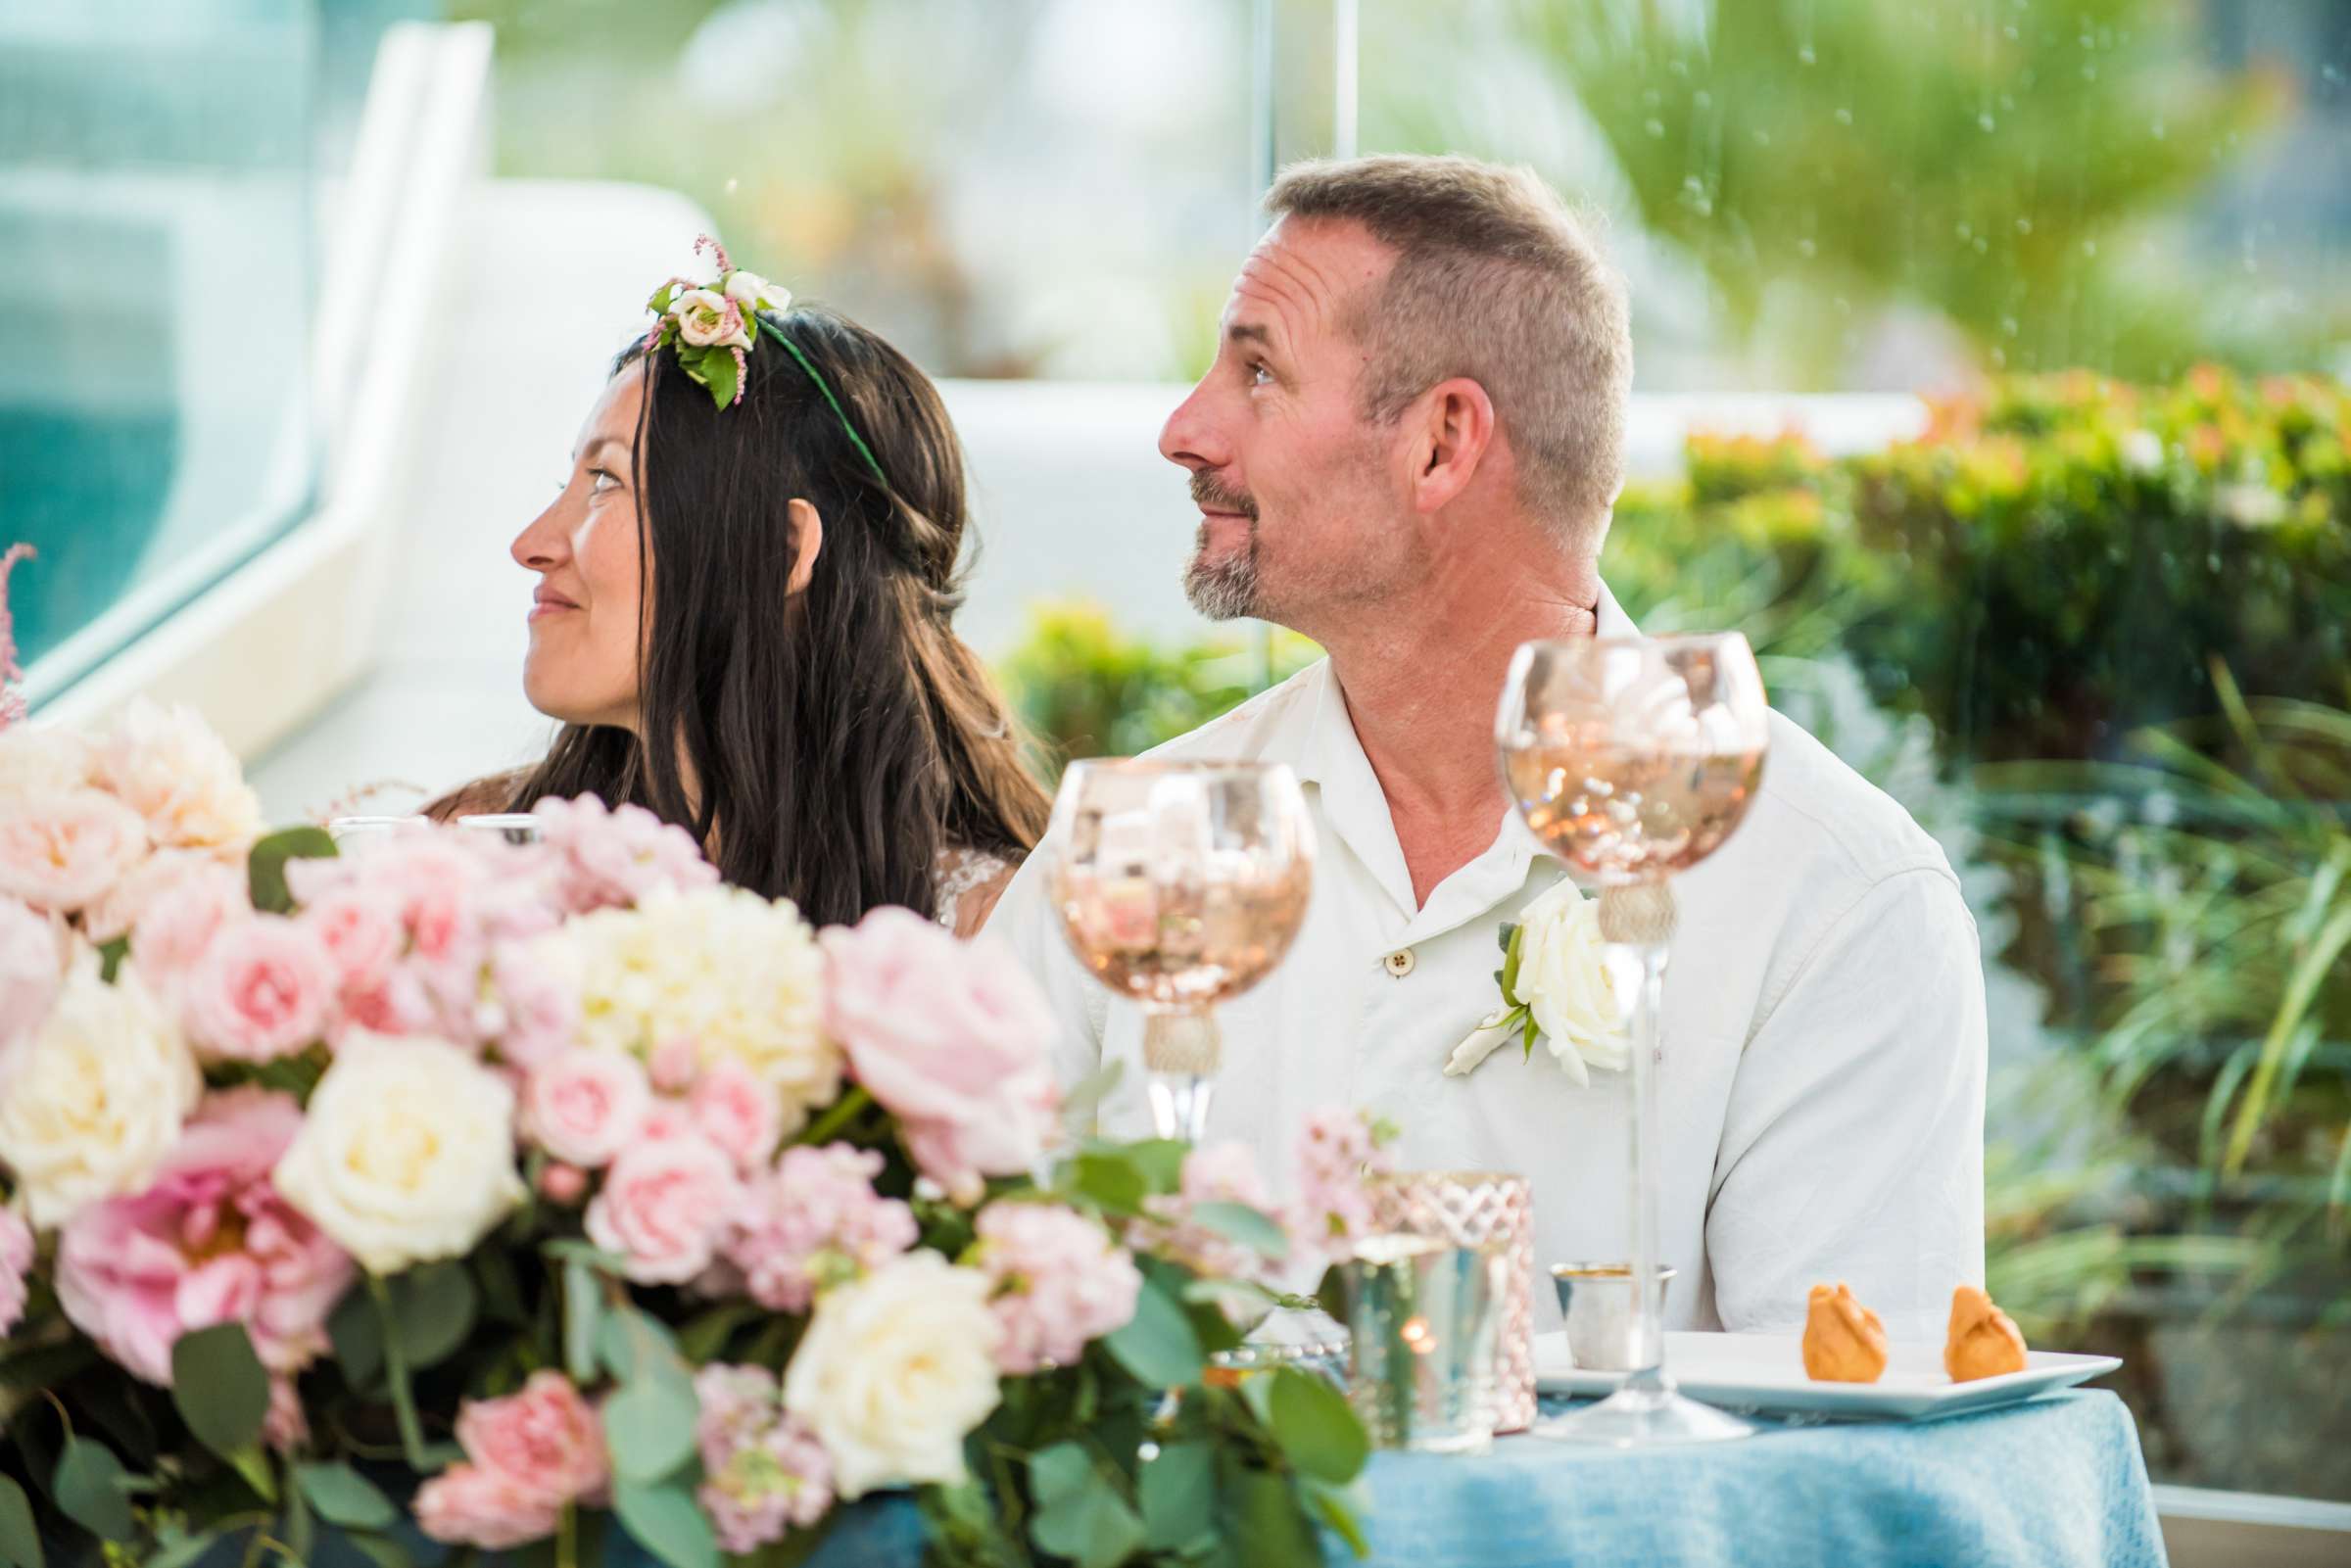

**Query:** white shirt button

left=1382, top=948, right=1416, bottom=977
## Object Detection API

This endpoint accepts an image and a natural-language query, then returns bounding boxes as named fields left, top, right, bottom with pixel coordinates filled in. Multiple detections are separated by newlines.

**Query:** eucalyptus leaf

left=294, top=1462, right=397, bottom=1530
left=391, top=1260, right=478, bottom=1369
left=675, top=1302, right=760, bottom=1364
left=343, top=1532, right=417, bottom=1568
left=0, top=1474, right=42, bottom=1568
left=141, top=1532, right=218, bottom=1568
left=612, top=1477, right=719, bottom=1568
left=97, top=936, right=128, bottom=984
left=248, top=826, right=337, bottom=914
left=328, top=1286, right=383, bottom=1388
left=1187, top=1201, right=1291, bottom=1259
left=1229, top=1469, right=1318, bottom=1568
left=1268, top=1366, right=1368, bottom=1484
left=1065, top=1152, right=1148, bottom=1218
left=53, top=1438, right=135, bottom=1542
left=169, top=1322, right=270, bottom=1458
left=603, top=1372, right=699, bottom=1483
left=1102, top=1278, right=1204, bottom=1390
left=1137, top=1441, right=1217, bottom=1554
left=1303, top=1476, right=1372, bottom=1558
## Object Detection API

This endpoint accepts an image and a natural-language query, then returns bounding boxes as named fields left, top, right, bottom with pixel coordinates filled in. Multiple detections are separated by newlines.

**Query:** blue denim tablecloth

left=498, top=1387, right=2164, bottom=1568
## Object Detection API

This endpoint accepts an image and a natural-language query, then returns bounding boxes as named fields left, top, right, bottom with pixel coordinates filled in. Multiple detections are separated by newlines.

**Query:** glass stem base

left=1141, top=1012, right=1221, bottom=1142
left=1531, top=1368, right=1754, bottom=1447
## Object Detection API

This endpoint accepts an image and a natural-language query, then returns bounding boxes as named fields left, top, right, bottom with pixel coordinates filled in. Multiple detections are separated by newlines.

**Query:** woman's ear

left=786, top=499, right=825, bottom=595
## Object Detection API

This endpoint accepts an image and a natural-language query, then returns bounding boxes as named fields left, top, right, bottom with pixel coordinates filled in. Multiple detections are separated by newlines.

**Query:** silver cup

left=1344, top=1233, right=1506, bottom=1455
left=1550, top=1263, right=1677, bottom=1372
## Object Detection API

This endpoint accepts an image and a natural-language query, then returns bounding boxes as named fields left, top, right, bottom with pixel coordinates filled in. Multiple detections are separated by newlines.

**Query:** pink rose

left=414, top=1464, right=560, bottom=1550
left=487, top=944, right=578, bottom=1070
left=648, top=1034, right=700, bottom=1092
left=0, top=894, right=63, bottom=1058
left=520, top=1050, right=649, bottom=1168
left=822, top=909, right=1059, bottom=1204
left=126, top=861, right=250, bottom=994
left=56, top=1088, right=355, bottom=1383
left=455, top=1370, right=608, bottom=1506
left=0, top=1207, right=33, bottom=1336
left=181, top=915, right=338, bottom=1063
left=533, top=796, right=716, bottom=915
left=691, top=1060, right=782, bottom=1170
left=0, top=788, right=150, bottom=915
left=81, top=847, right=241, bottom=946
left=586, top=1137, right=743, bottom=1284
left=299, top=884, right=404, bottom=995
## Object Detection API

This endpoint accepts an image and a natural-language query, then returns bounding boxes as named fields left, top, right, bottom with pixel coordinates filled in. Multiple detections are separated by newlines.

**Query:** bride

left=431, top=245, right=1047, bottom=935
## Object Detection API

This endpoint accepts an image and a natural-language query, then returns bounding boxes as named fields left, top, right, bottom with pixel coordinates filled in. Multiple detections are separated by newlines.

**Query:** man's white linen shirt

left=987, top=586, right=1988, bottom=1338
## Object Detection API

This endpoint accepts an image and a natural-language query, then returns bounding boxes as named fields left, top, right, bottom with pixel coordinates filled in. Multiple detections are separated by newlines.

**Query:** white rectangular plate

left=1534, top=1330, right=2123, bottom=1422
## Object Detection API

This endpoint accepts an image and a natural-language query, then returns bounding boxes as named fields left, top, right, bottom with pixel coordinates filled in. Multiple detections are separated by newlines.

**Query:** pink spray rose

left=127, top=861, right=251, bottom=996
left=519, top=1049, right=649, bottom=1168
left=485, top=943, right=579, bottom=1070
left=532, top=795, right=716, bottom=915
left=822, top=908, right=1059, bottom=1203
left=586, top=1137, right=744, bottom=1284
left=0, top=1207, right=33, bottom=1336
left=695, top=1363, right=833, bottom=1553
left=724, top=1143, right=917, bottom=1312
left=974, top=1202, right=1141, bottom=1374
left=0, top=893, right=62, bottom=1056
left=454, top=1370, right=609, bottom=1506
left=1150, top=1141, right=1276, bottom=1282
left=0, top=788, right=150, bottom=915
left=55, top=1088, right=354, bottom=1383
left=81, top=846, right=241, bottom=946
left=298, top=883, right=404, bottom=997
left=413, top=1465, right=561, bottom=1550
left=691, top=1060, right=782, bottom=1170
left=180, top=914, right=338, bottom=1063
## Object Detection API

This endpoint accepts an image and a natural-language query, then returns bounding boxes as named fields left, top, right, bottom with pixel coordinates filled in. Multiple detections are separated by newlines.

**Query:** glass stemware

left=1496, top=632, right=1771, bottom=1447
left=1044, top=759, right=1315, bottom=1141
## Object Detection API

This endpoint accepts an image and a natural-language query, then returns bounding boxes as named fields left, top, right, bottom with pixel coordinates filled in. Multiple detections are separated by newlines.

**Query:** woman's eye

left=588, top=468, right=620, bottom=494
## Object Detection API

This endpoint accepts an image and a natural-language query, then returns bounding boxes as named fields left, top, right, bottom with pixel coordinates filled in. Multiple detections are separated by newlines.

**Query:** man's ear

left=1409, top=376, right=1500, bottom=515
left=786, top=499, right=825, bottom=595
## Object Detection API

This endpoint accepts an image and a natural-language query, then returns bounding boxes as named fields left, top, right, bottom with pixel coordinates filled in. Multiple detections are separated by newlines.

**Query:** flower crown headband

left=639, top=235, right=887, bottom=484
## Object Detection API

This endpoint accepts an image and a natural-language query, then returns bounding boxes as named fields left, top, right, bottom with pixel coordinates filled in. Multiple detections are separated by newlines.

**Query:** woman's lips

left=528, top=594, right=579, bottom=623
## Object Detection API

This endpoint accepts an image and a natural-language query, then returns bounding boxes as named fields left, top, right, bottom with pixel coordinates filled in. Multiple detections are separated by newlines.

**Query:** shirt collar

left=1271, top=577, right=1639, bottom=931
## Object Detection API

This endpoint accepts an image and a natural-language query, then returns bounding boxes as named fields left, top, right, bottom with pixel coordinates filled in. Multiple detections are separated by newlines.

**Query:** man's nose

left=1159, top=378, right=1226, bottom=473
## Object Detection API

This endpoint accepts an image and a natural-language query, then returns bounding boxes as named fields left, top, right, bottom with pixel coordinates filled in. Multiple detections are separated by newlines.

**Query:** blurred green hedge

left=1000, top=367, right=2351, bottom=776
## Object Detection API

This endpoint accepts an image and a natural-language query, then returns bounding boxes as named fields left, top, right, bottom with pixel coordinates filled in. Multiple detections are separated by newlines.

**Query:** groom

left=987, top=155, right=1986, bottom=1335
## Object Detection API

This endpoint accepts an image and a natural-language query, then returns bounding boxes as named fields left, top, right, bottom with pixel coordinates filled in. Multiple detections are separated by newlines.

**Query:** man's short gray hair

left=1265, top=155, right=1632, bottom=545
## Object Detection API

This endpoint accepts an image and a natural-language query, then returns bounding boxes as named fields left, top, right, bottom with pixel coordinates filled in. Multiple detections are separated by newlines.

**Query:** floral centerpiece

left=0, top=691, right=1377, bottom=1566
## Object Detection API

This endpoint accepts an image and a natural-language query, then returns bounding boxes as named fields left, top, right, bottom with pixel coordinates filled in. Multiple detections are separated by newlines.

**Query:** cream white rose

left=0, top=956, right=200, bottom=1228
left=722, top=269, right=787, bottom=313
left=783, top=1251, right=1002, bottom=1497
left=673, top=288, right=750, bottom=351
left=1514, top=879, right=1630, bottom=1086
left=0, top=788, right=150, bottom=916
left=272, top=1030, right=524, bottom=1274
left=547, top=885, right=840, bottom=1135
left=90, top=697, right=264, bottom=851
left=0, top=726, right=94, bottom=798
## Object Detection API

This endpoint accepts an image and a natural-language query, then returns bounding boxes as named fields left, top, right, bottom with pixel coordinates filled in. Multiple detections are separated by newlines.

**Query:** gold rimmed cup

left=1551, top=1262, right=1679, bottom=1373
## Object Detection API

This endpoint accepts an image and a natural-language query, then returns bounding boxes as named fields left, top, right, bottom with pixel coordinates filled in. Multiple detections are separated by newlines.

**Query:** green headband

left=640, top=235, right=888, bottom=486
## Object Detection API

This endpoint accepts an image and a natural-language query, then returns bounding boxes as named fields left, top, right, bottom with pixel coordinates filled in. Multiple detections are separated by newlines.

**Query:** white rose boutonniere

left=1442, top=879, right=1630, bottom=1086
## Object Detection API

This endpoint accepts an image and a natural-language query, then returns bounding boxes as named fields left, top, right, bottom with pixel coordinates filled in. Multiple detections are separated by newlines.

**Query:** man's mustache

left=1190, top=472, right=1259, bottom=521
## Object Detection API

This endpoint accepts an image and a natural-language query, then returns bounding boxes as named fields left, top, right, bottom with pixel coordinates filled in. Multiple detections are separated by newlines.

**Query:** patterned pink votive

left=1373, top=1170, right=1535, bottom=1433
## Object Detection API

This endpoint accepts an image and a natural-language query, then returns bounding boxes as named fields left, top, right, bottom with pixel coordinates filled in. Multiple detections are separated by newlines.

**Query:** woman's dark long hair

left=439, top=305, right=1050, bottom=927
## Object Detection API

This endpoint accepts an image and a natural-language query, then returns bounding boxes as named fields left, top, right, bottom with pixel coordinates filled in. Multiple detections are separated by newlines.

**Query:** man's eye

left=1248, top=361, right=1273, bottom=388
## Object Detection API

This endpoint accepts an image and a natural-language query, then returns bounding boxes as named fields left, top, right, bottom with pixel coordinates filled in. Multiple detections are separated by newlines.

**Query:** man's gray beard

left=1182, top=523, right=1261, bottom=621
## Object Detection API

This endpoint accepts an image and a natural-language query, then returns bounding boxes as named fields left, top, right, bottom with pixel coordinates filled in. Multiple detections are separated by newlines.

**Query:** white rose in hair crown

left=1444, top=877, right=1631, bottom=1085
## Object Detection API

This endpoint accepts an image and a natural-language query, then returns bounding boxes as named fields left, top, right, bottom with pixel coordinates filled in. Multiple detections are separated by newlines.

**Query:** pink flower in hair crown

left=640, top=236, right=791, bottom=409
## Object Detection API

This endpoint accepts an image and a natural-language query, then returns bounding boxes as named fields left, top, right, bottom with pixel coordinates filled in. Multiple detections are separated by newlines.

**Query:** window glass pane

left=0, top=0, right=316, bottom=697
